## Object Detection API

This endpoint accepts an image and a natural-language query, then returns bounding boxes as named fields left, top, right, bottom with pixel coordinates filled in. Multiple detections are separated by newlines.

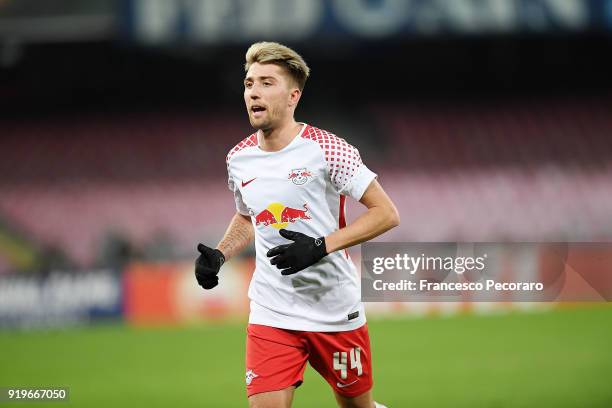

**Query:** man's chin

left=249, top=118, right=272, bottom=131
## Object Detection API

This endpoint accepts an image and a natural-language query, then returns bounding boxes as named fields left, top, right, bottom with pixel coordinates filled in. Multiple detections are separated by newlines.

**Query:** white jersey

left=226, top=123, right=377, bottom=332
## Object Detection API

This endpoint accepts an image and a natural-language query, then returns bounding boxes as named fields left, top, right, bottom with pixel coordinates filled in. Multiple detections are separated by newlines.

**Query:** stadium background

left=1, top=1, right=612, bottom=407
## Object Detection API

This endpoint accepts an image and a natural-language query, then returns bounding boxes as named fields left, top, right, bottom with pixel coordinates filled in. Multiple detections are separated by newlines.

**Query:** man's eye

left=245, top=83, right=252, bottom=88
left=263, top=82, right=271, bottom=86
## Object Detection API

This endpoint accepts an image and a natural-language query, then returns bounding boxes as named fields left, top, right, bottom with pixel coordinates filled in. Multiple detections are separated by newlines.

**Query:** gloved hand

left=195, top=243, right=225, bottom=289
left=267, top=229, right=328, bottom=275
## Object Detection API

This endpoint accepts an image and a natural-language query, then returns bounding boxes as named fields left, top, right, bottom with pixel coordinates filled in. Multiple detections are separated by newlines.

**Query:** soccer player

left=195, top=42, right=399, bottom=408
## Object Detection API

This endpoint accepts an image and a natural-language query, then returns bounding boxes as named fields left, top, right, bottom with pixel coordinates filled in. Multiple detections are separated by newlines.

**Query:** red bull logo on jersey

left=254, top=202, right=311, bottom=229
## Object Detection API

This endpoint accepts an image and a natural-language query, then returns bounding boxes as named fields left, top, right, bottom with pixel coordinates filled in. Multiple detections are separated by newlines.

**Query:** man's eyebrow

left=244, top=76, right=277, bottom=82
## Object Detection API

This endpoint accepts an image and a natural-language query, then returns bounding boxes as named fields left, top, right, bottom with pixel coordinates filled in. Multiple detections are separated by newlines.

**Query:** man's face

left=244, top=62, right=296, bottom=131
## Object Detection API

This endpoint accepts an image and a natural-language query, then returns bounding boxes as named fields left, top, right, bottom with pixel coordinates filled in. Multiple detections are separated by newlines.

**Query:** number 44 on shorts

left=333, top=347, right=363, bottom=380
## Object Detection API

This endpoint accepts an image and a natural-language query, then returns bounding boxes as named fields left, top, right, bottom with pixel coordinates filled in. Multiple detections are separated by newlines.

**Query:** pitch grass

left=1, top=306, right=611, bottom=408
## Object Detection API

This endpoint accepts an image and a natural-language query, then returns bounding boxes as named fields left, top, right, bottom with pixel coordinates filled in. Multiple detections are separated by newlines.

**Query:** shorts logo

left=336, top=379, right=359, bottom=388
left=245, top=369, right=259, bottom=385
left=288, top=168, right=314, bottom=186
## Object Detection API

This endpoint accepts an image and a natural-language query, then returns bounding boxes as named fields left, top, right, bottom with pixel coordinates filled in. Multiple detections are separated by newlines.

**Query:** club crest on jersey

left=288, top=168, right=314, bottom=186
left=245, top=369, right=259, bottom=385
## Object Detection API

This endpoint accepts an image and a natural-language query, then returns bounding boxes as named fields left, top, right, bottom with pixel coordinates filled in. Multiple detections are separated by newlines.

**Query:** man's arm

left=216, top=212, right=254, bottom=260
left=195, top=212, right=253, bottom=289
left=324, top=179, right=399, bottom=253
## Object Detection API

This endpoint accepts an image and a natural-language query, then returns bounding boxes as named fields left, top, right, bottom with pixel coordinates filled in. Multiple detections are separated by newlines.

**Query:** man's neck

left=258, top=119, right=302, bottom=152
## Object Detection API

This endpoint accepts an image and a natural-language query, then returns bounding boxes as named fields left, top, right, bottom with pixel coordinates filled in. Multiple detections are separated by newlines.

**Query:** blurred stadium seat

left=2, top=99, right=611, bottom=272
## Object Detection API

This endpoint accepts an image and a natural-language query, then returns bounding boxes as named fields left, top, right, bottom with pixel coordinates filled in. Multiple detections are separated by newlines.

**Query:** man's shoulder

left=301, top=124, right=345, bottom=144
left=226, top=132, right=258, bottom=165
left=301, top=124, right=355, bottom=158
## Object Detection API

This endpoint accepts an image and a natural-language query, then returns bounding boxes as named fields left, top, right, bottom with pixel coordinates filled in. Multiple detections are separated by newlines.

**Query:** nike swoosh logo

left=241, top=178, right=256, bottom=187
left=336, top=380, right=358, bottom=388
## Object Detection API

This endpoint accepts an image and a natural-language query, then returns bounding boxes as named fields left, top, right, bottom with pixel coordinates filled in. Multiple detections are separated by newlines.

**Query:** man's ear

left=288, top=88, right=301, bottom=107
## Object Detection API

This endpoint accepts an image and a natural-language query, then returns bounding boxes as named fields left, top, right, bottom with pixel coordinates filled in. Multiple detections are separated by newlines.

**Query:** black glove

left=267, top=229, right=328, bottom=276
left=195, top=243, right=225, bottom=289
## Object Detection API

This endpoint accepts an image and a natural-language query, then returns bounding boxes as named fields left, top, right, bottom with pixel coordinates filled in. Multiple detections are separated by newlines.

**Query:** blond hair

left=245, top=42, right=310, bottom=90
